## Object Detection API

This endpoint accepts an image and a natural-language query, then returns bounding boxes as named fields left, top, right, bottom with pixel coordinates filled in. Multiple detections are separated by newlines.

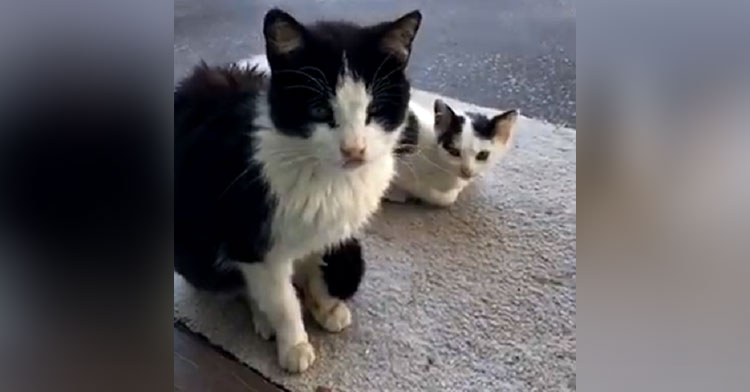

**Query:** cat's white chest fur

left=254, top=128, right=394, bottom=262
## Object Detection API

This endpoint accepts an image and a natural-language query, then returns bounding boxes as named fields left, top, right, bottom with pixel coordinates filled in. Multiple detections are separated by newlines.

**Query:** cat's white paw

left=430, top=197, right=455, bottom=208
left=279, top=341, right=316, bottom=373
left=424, top=189, right=459, bottom=207
left=383, top=187, right=409, bottom=203
left=312, top=301, right=352, bottom=333
left=252, top=312, right=274, bottom=340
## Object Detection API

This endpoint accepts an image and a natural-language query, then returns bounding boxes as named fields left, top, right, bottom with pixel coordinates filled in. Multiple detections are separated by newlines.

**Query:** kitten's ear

left=492, top=109, right=519, bottom=145
left=264, top=9, right=306, bottom=58
left=434, top=99, right=457, bottom=135
left=381, top=10, right=422, bottom=63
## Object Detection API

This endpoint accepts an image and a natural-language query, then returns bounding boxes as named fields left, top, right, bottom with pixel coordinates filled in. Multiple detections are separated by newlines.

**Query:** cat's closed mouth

left=342, top=158, right=366, bottom=169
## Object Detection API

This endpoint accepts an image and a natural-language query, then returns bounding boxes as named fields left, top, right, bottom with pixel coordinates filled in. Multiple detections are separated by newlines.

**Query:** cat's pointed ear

left=381, top=10, right=422, bottom=63
left=434, top=99, right=457, bottom=135
left=264, top=9, right=306, bottom=58
left=492, top=109, right=519, bottom=145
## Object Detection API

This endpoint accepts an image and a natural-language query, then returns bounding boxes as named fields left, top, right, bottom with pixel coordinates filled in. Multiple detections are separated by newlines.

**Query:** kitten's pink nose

left=460, top=167, right=473, bottom=179
left=340, top=142, right=366, bottom=162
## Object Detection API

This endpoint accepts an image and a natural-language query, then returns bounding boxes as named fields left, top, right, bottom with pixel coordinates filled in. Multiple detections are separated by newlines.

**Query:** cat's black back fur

left=175, top=64, right=274, bottom=291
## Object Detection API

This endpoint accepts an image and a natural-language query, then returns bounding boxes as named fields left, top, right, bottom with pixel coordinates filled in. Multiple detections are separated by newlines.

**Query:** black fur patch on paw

left=321, top=238, right=365, bottom=300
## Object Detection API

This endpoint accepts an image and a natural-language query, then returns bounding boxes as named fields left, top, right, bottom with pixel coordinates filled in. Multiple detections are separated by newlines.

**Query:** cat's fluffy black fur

left=174, top=64, right=271, bottom=291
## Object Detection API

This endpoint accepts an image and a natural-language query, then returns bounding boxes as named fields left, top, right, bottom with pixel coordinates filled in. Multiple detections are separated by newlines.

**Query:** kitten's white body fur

left=390, top=101, right=513, bottom=206
left=237, top=72, right=400, bottom=372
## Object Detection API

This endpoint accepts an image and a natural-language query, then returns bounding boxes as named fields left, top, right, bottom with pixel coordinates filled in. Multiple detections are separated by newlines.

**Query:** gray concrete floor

left=175, top=0, right=575, bottom=127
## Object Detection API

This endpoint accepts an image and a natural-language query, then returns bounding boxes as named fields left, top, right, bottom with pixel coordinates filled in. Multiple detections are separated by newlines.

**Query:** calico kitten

left=175, top=9, right=421, bottom=372
left=388, top=99, right=518, bottom=206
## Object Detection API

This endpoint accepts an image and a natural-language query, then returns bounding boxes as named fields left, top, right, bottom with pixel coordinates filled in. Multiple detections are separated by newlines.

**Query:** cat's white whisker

left=218, top=167, right=252, bottom=199
left=413, top=151, right=455, bottom=176
left=395, top=156, right=419, bottom=183
left=369, top=53, right=392, bottom=93
left=372, top=66, right=406, bottom=93
left=282, top=84, right=327, bottom=96
left=274, top=69, right=331, bottom=94
left=276, top=155, right=320, bottom=168
left=298, top=66, right=330, bottom=85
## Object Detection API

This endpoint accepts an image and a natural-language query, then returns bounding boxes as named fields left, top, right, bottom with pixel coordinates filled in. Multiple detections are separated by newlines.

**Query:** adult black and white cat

left=175, top=9, right=421, bottom=372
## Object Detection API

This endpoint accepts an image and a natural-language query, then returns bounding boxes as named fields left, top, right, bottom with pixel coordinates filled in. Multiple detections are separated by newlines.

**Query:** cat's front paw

left=383, top=187, right=409, bottom=203
left=429, top=197, right=455, bottom=208
left=279, top=341, right=316, bottom=373
left=252, top=312, right=274, bottom=340
left=424, top=189, right=459, bottom=207
left=312, top=301, right=352, bottom=333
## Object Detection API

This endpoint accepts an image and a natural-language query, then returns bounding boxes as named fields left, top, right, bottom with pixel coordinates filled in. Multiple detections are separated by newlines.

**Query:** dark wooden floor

left=174, top=324, right=285, bottom=392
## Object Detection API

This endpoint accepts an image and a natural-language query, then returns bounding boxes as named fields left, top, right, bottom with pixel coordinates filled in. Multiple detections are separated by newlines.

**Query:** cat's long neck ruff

left=252, top=97, right=397, bottom=252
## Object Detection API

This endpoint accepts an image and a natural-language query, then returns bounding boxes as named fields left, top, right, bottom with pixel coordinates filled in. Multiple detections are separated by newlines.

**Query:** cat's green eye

left=476, top=151, right=490, bottom=161
left=310, top=106, right=333, bottom=121
left=446, top=147, right=461, bottom=157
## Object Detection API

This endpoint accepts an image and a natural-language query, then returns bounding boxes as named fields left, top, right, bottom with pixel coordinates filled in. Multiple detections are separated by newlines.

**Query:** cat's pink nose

left=340, top=143, right=366, bottom=161
left=460, top=167, right=473, bottom=179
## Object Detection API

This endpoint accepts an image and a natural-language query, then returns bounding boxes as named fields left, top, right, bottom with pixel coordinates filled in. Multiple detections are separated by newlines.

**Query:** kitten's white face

left=435, top=123, right=509, bottom=179
left=433, top=99, right=518, bottom=180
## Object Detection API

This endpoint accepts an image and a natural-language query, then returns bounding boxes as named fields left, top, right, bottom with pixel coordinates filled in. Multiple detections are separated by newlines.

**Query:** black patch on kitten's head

left=434, top=99, right=465, bottom=151
left=263, top=9, right=422, bottom=137
left=465, top=112, right=495, bottom=140
left=466, top=110, right=519, bottom=144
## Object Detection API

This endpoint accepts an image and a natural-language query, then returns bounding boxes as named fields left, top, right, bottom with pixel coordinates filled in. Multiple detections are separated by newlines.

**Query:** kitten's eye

left=446, top=147, right=461, bottom=157
left=476, top=151, right=490, bottom=161
left=310, top=106, right=333, bottom=121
